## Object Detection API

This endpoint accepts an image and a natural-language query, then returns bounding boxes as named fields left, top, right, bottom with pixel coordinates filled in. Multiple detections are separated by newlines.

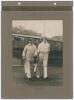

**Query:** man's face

left=29, top=40, right=33, bottom=44
left=43, top=38, right=47, bottom=43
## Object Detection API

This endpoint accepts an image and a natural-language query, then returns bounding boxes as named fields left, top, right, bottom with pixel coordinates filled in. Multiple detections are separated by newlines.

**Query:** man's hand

left=22, top=56, right=25, bottom=60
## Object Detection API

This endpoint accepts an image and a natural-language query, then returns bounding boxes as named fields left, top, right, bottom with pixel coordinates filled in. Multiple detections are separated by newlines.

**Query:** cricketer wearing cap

left=22, top=39, right=36, bottom=79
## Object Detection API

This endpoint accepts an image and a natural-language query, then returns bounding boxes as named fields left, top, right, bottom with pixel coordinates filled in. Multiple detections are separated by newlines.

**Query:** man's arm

left=22, top=46, right=27, bottom=59
left=37, top=44, right=40, bottom=54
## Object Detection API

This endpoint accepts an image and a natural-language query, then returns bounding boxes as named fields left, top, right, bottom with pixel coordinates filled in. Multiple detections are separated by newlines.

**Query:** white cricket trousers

left=39, top=53, right=48, bottom=78
left=43, top=59, right=48, bottom=78
left=24, top=60, right=31, bottom=78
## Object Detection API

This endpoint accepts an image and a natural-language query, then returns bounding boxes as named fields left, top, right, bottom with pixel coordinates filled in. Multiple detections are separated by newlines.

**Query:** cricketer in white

left=22, top=40, right=36, bottom=79
left=37, top=37, right=50, bottom=79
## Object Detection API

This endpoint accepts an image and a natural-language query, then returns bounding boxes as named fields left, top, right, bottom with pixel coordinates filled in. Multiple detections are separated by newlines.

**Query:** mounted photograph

left=12, top=20, right=63, bottom=86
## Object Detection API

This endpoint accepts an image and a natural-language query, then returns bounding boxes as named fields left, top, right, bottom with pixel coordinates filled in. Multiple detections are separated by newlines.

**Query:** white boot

left=36, top=75, right=40, bottom=79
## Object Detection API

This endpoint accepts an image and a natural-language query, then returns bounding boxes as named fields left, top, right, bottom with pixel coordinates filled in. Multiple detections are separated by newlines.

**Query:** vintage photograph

left=12, top=20, right=63, bottom=86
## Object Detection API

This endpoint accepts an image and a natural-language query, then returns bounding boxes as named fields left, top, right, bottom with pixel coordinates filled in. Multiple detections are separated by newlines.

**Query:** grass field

left=12, top=58, right=63, bottom=86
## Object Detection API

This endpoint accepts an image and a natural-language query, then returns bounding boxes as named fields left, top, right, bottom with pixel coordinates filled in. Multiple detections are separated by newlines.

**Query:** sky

left=12, top=20, right=63, bottom=38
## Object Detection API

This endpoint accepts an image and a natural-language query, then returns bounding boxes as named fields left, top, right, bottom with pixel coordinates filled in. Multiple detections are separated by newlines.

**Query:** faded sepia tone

left=12, top=20, right=63, bottom=38
left=12, top=20, right=63, bottom=86
left=1, top=1, right=73, bottom=99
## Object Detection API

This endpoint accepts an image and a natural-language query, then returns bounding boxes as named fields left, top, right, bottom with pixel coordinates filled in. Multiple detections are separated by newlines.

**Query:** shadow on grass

left=12, top=66, right=63, bottom=86
left=13, top=76, right=63, bottom=86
